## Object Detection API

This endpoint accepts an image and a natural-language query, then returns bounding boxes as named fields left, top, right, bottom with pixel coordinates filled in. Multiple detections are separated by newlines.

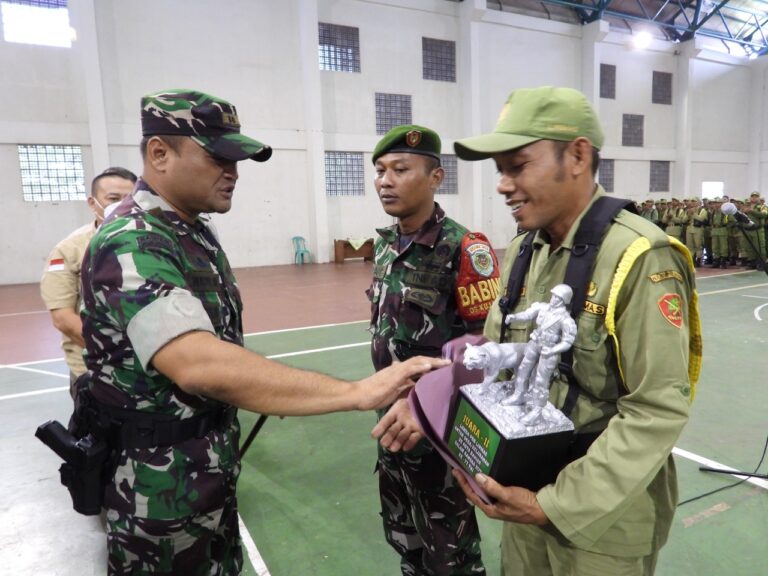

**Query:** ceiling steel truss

left=515, top=0, right=768, bottom=56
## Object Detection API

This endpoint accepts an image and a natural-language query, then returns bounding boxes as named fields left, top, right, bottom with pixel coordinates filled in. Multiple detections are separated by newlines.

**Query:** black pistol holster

left=36, top=376, right=236, bottom=516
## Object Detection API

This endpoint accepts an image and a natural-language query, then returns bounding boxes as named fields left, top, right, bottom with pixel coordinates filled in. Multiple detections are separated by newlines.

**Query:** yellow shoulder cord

left=668, top=236, right=703, bottom=400
left=604, top=235, right=702, bottom=401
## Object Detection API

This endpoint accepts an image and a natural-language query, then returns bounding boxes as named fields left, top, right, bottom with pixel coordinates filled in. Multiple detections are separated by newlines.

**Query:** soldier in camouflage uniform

left=79, top=90, right=447, bottom=576
left=368, top=125, right=499, bottom=575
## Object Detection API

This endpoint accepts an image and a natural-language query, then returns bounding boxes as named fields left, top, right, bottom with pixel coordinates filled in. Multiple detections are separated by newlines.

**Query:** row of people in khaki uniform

left=637, top=194, right=768, bottom=269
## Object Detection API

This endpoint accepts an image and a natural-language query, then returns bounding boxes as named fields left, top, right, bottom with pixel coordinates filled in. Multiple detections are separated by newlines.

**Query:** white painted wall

left=1, top=0, right=767, bottom=284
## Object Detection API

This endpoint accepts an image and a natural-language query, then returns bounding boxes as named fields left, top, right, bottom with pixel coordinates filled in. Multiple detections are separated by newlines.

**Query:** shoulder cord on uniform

left=668, top=236, right=703, bottom=397
left=604, top=235, right=702, bottom=401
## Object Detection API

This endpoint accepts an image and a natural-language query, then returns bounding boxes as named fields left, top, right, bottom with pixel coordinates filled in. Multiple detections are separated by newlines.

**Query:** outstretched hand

left=451, top=469, right=549, bottom=525
left=371, top=397, right=424, bottom=452
left=357, top=356, right=450, bottom=411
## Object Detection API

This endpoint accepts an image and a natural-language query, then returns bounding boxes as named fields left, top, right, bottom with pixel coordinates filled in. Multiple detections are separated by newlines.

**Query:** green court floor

left=1, top=271, right=765, bottom=575
left=234, top=270, right=767, bottom=576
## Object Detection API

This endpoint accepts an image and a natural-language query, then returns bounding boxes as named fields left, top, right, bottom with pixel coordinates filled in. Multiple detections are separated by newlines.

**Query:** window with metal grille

left=325, top=151, right=364, bottom=197
left=600, top=64, right=616, bottom=99
left=1, top=0, right=71, bottom=47
left=423, top=37, right=456, bottom=82
left=598, top=158, right=615, bottom=193
left=318, top=23, right=360, bottom=73
left=650, top=160, right=670, bottom=192
left=652, top=71, right=673, bottom=105
left=375, top=93, right=412, bottom=135
left=437, top=154, right=458, bottom=195
left=622, top=114, right=644, bottom=147
left=18, top=144, right=85, bottom=202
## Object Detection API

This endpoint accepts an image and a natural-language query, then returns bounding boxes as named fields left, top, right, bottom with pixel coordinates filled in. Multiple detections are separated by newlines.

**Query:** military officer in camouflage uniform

left=368, top=125, right=499, bottom=575
left=80, top=91, right=447, bottom=576
left=451, top=87, right=702, bottom=576
left=40, top=167, right=136, bottom=397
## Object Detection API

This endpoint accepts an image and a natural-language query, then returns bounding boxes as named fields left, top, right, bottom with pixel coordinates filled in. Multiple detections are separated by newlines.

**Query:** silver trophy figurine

left=461, top=284, right=576, bottom=439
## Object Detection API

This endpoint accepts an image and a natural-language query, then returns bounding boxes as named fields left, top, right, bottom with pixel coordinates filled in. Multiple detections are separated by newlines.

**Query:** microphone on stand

left=721, top=202, right=755, bottom=227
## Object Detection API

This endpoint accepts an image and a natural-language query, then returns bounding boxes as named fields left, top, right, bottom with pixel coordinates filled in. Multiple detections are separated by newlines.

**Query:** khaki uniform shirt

left=485, top=187, right=698, bottom=557
left=40, top=221, right=97, bottom=376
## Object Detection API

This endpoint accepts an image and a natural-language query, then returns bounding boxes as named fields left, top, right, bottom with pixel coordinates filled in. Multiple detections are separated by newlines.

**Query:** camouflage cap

left=372, top=124, right=441, bottom=164
left=453, top=86, right=604, bottom=161
left=141, top=89, right=272, bottom=162
left=751, top=190, right=761, bottom=197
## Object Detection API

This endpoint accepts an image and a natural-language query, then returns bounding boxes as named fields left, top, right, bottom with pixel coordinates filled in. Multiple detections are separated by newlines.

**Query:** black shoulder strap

left=559, top=196, right=636, bottom=415
left=497, top=232, right=535, bottom=343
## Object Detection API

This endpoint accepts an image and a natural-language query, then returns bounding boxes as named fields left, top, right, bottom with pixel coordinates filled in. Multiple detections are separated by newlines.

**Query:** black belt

left=85, top=395, right=236, bottom=449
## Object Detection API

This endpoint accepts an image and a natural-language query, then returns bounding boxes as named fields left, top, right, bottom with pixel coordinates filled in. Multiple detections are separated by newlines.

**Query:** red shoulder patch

left=455, top=232, right=500, bottom=322
left=657, top=293, right=684, bottom=328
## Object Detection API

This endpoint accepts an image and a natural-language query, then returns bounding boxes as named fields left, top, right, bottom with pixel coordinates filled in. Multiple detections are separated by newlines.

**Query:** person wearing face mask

left=40, top=166, right=137, bottom=398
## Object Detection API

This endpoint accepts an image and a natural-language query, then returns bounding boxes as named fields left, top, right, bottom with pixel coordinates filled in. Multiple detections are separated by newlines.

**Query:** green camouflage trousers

left=378, top=438, right=486, bottom=576
left=106, top=491, right=242, bottom=575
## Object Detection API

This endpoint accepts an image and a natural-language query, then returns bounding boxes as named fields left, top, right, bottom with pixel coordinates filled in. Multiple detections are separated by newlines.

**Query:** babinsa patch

left=455, top=232, right=500, bottom=321
left=658, top=293, right=684, bottom=328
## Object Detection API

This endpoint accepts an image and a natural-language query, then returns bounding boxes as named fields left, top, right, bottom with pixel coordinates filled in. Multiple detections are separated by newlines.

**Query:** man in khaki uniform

left=684, top=197, right=708, bottom=266
left=450, top=87, right=702, bottom=576
left=40, top=167, right=137, bottom=396
left=663, top=198, right=685, bottom=242
left=708, top=197, right=729, bottom=268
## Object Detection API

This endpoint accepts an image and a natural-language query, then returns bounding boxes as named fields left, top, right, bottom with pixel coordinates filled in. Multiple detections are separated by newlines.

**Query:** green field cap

left=372, top=124, right=441, bottom=164
left=454, top=86, right=604, bottom=161
left=141, top=89, right=272, bottom=162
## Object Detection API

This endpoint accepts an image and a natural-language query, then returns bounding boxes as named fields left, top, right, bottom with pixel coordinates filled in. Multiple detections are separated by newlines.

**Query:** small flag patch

left=47, top=258, right=65, bottom=272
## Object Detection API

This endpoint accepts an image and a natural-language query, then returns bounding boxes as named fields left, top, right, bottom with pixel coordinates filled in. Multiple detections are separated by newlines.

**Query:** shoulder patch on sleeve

left=136, top=233, right=175, bottom=254
left=455, top=232, right=501, bottom=321
left=658, top=293, right=684, bottom=328
left=648, top=270, right=684, bottom=283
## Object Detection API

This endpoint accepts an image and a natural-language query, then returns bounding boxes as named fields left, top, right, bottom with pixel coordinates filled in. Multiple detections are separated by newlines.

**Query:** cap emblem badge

left=406, top=130, right=422, bottom=147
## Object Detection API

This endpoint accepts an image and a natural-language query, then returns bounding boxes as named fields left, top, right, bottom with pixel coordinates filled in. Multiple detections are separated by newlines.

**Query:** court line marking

left=238, top=514, right=270, bottom=576
left=673, top=447, right=768, bottom=490
left=0, top=321, right=371, bottom=369
left=0, top=309, right=48, bottom=318
left=5, top=365, right=69, bottom=379
left=697, top=282, right=768, bottom=296
left=267, top=341, right=368, bottom=359
left=247, top=319, right=368, bottom=336
left=0, top=341, right=370, bottom=401
left=0, top=386, right=69, bottom=401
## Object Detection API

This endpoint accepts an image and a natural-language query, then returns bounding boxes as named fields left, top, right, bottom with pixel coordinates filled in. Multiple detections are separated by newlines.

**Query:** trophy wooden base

left=445, top=384, right=574, bottom=491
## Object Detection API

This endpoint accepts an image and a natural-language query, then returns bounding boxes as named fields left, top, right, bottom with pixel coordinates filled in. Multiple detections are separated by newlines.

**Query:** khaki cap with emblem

left=141, top=89, right=272, bottom=162
left=453, top=86, right=604, bottom=160
left=372, top=124, right=441, bottom=164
